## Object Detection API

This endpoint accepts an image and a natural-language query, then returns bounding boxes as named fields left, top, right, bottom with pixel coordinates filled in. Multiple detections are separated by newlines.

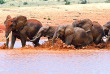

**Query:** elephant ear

left=64, top=25, right=73, bottom=36
left=4, top=15, right=11, bottom=25
left=12, top=15, right=27, bottom=30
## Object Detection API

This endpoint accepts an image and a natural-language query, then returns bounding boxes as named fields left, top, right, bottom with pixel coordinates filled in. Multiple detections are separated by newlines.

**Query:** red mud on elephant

left=4, top=15, right=42, bottom=49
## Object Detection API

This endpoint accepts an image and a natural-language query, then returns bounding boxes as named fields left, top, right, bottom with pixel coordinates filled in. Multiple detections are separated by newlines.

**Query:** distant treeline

left=0, top=0, right=109, bottom=8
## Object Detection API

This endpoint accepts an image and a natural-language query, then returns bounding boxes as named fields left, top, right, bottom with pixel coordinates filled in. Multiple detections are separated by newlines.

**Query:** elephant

left=72, top=19, right=93, bottom=43
left=4, top=15, right=42, bottom=49
left=30, top=25, right=57, bottom=42
left=52, top=25, right=91, bottom=48
left=92, top=21, right=104, bottom=44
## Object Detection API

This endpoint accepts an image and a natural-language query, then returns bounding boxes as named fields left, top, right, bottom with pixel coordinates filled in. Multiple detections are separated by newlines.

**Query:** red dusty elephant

left=30, top=25, right=57, bottom=42
left=52, top=25, right=91, bottom=48
left=72, top=19, right=93, bottom=44
left=72, top=19, right=104, bottom=44
left=4, top=15, right=42, bottom=49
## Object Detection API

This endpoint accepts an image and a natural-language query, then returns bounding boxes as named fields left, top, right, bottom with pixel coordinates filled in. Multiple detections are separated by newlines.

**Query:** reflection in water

left=0, top=50, right=110, bottom=74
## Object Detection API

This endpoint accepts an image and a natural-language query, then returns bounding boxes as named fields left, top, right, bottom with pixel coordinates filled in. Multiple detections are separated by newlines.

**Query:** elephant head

left=31, top=26, right=51, bottom=41
left=4, top=15, right=27, bottom=47
left=52, top=25, right=73, bottom=46
left=4, top=15, right=12, bottom=47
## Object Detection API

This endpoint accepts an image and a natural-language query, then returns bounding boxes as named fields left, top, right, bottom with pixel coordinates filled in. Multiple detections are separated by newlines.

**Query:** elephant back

left=92, top=21, right=104, bottom=35
left=72, top=19, right=93, bottom=31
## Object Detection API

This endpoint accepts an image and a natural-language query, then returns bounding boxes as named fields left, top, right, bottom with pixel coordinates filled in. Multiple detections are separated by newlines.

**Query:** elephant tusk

left=6, top=35, right=9, bottom=40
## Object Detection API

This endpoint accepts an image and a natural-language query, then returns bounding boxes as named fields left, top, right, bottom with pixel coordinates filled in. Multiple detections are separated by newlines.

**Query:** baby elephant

left=31, top=25, right=56, bottom=41
left=52, top=25, right=91, bottom=48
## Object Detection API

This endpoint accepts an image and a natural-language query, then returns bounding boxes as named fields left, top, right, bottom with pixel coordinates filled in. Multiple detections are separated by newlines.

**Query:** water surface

left=0, top=39, right=110, bottom=74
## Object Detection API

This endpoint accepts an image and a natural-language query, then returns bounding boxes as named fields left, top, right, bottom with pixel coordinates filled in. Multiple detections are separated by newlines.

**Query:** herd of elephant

left=4, top=15, right=110, bottom=49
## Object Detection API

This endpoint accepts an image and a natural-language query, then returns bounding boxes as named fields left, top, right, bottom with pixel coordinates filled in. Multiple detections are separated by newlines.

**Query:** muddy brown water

left=0, top=39, right=110, bottom=74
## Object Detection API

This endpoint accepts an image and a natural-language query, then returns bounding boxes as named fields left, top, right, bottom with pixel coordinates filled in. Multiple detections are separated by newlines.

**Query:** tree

left=0, top=0, right=5, bottom=4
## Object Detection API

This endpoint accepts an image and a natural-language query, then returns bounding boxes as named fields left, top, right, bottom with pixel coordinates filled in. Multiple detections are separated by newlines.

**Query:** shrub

left=10, top=3, right=15, bottom=6
left=64, top=0, right=67, bottom=2
left=43, top=0, right=48, bottom=1
left=65, top=1, right=70, bottom=5
left=23, top=2, right=28, bottom=5
left=0, top=0, right=5, bottom=4
left=105, top=0, right=110, bottom=3
left=80, top=0, right=87, bottom=4
left=48, top=17, right=51, bottom=20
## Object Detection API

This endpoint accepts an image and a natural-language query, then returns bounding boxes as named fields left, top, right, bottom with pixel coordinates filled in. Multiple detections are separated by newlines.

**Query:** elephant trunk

left=52, top=31, right=58, bottom=46
left=30, top=32, right=41, bottom=42
left=5, top=32, right=9, bottom=48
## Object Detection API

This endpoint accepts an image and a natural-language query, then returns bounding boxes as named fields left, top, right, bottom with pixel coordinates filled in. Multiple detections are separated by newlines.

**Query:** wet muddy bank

left=0, top=39, right=110, bottom=50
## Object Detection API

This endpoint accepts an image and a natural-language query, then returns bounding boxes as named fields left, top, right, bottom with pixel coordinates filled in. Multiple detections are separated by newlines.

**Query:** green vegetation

left=65, top=1, right=70, bottom=5
left=10, top=3, right=15, bottom=6
left=64, top=0, right=70, bottom=5
left=43, top=0, right=48, bottom=1
left=105, top=0, right=110, bottom=3
left=23, top=2, right=28, bottom=5
left=48, top=17, right=51, bottom=20
left=80, top=0, right=87, bottom=4
left=0, top=0, right=5, bottom=4
left=57, top=0, right=60, bottom=1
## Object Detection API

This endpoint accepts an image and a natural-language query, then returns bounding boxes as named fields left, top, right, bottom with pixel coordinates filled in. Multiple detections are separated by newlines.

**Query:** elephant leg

left=21, top=38, right=26, bottom=47
left=87, top=31, right=93, bottom=43
left=95, top=34, right=102, bottom=44
left=10, top=34, right=16, bottom=49
left=65, top=35, right=73, bottom=45
left=6, top=38, right=9, bottom=48
left=33, top=37, right=40, bottom=47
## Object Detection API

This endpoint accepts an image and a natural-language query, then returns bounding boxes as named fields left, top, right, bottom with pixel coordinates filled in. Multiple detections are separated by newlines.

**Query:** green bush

left=10, top=3, right=15, bottom=6
left=0, top=0, right=5, bottom=4
left=80, top=0, right=87, bottom=4
left=105, top=0, right=110, bottom=3
left=48, top=17, right=51, bottom=20
left=23, top=2, right=28, bottom=5
left=43, top=0, right=48, bottom=1
left=65, top=1, right=70, bottom=5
